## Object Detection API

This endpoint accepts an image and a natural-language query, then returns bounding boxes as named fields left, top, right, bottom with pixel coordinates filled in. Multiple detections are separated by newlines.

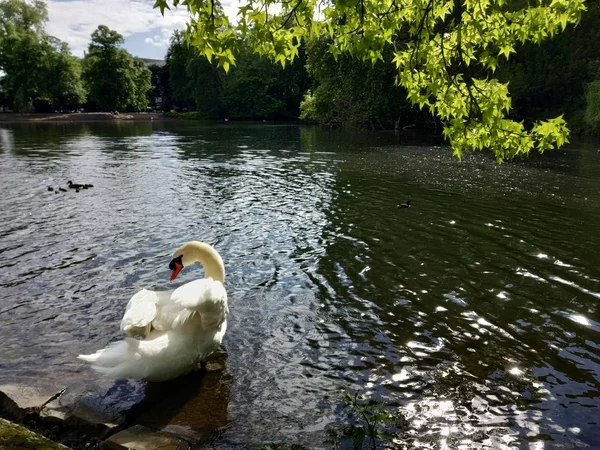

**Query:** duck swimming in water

left=398, top=200, right=411, bottom=208
left=68, top=181, right=94, bottom=189
left=68, top=181, right=85, bottom=189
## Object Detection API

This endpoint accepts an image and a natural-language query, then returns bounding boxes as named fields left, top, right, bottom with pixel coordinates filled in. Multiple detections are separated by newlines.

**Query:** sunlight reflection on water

left=0, top=123, right=599, bottom=448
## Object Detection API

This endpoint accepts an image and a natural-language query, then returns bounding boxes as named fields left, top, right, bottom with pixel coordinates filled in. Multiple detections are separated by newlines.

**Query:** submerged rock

left=128, top=356, right=231, bottom=443
left=104, top=425, right=189, bottom=450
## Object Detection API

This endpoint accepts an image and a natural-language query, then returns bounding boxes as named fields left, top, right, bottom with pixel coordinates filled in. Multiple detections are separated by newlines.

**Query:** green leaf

left=153, top=0, right=170, bottom=15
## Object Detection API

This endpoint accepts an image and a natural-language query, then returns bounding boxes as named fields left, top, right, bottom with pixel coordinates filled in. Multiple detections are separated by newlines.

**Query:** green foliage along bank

left=496, top=0, right=600, bottom=135
left=83, top=26, right=152, bottom=112
left=164, top=32, right=310, bottom=120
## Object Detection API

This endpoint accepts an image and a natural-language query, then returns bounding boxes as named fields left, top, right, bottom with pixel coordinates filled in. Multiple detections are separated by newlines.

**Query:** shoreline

left=0, top=112, right=179, bottom=123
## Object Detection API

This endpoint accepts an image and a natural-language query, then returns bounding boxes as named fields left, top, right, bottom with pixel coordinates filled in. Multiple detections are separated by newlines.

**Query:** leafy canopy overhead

left=155, top=0, right=586, bottom=161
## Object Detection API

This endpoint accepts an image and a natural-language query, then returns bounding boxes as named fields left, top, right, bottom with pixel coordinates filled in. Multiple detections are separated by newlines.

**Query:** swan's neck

left=183, top=241, right=225, bottom=282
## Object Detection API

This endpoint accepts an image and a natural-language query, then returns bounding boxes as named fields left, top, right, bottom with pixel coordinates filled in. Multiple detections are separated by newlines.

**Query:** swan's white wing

left=171, top=278, right=228, bottom=329
left=152, top=301, right=195, bottom=330
left=120, top=289, right=172, bottom=335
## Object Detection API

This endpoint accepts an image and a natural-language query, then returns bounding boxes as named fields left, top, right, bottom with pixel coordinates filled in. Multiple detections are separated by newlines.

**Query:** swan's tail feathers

left=78, top=338, right=148, bottom=380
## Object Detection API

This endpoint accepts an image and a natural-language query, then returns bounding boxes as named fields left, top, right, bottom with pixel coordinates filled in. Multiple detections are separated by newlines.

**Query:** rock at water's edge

left=0, top=383, right=65, bottom=420
left=0, top=417, right=70, bottom=449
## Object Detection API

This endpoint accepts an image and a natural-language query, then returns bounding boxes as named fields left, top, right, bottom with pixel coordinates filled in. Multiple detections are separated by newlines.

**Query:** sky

left=45, top=0, right=238, bottom=60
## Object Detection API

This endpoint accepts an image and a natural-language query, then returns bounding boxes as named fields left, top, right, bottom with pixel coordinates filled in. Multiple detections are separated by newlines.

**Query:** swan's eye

left=169, top=255, right=183, bottom=270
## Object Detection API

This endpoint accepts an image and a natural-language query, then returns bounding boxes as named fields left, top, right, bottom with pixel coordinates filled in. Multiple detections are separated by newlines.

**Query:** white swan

left=78, top=241, right=228, bottom=382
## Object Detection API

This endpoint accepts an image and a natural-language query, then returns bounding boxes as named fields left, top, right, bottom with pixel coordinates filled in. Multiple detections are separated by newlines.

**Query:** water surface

left=1, top=122, right=599, bottom=448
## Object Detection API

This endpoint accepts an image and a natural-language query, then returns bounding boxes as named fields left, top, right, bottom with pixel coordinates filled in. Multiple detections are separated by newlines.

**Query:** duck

left=398, top=200, right=411, bottom=208
left=59, top=187, right=67, bottom=192
left=78, top=241, right=228, bottom=382
left=68, top=180, right=85, bottom=189
left=48, top=186, right=54, bottom=192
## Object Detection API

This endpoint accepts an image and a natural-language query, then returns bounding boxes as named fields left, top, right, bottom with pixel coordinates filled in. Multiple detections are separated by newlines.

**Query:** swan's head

left=169, top=242, right=199, bottom=281
left=168, top=241, right=225, bottom=283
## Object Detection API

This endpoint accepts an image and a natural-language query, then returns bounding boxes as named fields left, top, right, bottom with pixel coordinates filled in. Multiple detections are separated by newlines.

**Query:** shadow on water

left=127, top=351, right=231, bottom=443
left=71, top=350, right=231, bottom=446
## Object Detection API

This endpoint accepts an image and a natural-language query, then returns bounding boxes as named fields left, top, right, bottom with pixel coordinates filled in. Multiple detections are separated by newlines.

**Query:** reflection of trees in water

left=0, top=122, right=155, bottom=159
left=0, top=127, right=15, bottom=152
left=1, top=123, right=91, bottom=158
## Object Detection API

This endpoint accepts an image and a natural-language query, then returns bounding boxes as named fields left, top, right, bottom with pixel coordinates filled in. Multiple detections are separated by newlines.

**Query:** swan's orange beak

left=170, top=262, right=183, bottom=282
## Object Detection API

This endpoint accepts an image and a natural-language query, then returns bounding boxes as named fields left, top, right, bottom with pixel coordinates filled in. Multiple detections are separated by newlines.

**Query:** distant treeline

left=0, top=0, right=151, bottom=113
left=2, top=0, right=600, bottom=133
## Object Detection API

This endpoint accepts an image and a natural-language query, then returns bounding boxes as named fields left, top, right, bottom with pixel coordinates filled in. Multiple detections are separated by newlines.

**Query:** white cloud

left=45, top=0, right=255, bottom=58
left=144, top=27, right=172, bottom=48
left=45, top=0, right=191, bottom=57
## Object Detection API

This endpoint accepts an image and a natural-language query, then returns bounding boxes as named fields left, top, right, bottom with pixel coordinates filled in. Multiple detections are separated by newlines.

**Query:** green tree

left=301, top=38, right=420, bottom=129
left=0, top=0, right=85, bottom=111
left=584, top=62, right=600, bottom=133
left=0, top=0, right=49, bottom=110
left=46, top=40, right=86, bottom=109
left=130, top=58, right=152, bottom=111
left=494, top=1, right=600, bottom=134
left=222, top=42, right=289, bottom=119
left=166, top=30, right=221, bottom=115
left=148, top=63, right=173, bottom=111
left=83, top=25, right=151, bottom=111
left=0, top=0, right=47, bottom=36
left=269, top=43, right=311, bottom=119
left=165, top=31, right=309, bottom=119
left=0, top=29, right=48, bottom=110
left=155, top=0, right=586, bottom=161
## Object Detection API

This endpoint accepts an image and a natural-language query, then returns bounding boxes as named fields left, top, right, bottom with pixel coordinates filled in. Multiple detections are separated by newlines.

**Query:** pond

left=0, top=122, right=599, bottom=448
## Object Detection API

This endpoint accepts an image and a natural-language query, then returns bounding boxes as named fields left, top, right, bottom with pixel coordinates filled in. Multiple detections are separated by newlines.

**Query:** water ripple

left=1, top=123, right=599, bottom=447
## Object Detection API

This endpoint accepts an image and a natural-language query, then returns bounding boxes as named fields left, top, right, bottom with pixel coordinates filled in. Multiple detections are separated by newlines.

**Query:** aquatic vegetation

left=326, top=391, right=406, bottom=450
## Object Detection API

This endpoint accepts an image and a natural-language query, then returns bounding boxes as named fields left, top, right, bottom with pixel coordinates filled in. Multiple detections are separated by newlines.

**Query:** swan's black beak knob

left=169, top=255, right=184, bottom=282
